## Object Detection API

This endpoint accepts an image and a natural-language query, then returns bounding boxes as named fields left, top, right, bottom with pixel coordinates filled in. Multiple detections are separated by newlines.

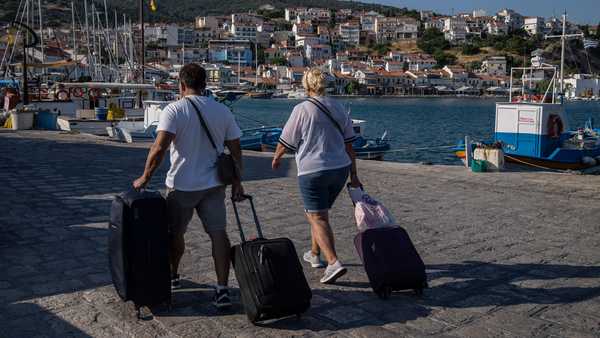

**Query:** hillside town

left=2, top=5, right=600, bottom=98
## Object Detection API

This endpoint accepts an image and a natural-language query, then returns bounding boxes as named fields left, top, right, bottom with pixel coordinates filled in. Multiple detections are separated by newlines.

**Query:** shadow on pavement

left=424, top=261, right=600, bottom=307
left=1, top=303, right=92, bottom=338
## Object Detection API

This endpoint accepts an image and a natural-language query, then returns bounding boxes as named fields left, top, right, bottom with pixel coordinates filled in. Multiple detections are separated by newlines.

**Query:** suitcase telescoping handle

left=231, top=194, right=264, bottom=242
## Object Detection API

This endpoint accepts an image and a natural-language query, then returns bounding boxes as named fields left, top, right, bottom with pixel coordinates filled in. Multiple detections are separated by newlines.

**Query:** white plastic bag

left=348, top=186, right=396, bottom=232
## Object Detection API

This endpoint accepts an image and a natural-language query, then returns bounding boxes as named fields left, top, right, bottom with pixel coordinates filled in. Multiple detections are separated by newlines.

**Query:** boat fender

left=72, top=87, right=85, bottom=98
left=582, top=156, right=596, bottom=166
left=548, top=115, right=564, bottom=138
left=56, top=90, right=70, bottom=101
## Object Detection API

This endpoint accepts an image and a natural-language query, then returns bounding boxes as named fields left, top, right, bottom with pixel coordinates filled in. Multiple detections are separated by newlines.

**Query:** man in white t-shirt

left=133, top=63, right=244, bottom=310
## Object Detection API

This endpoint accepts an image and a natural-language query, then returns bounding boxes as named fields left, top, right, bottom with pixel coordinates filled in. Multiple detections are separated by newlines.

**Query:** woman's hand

left=349, top=174, right=362, bottom=188
left=272, top=157, right=282, bottom=170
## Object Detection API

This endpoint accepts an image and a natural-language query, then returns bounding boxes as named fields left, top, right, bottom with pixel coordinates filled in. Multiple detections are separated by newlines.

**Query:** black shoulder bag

left=186, top=97, right=239, bottom=186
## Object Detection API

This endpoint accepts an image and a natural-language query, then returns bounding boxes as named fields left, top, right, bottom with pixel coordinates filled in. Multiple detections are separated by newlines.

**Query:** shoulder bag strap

left=186, top=97, right=219, bottom=153
left=305, top=97, right=344, bottom=137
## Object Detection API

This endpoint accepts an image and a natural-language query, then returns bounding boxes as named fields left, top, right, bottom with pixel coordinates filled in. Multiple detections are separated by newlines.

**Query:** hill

left=1, top=0, right=416, bottom=26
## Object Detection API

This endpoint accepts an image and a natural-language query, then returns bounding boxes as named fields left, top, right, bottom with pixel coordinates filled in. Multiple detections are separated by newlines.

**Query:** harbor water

left=230, top=97, right=600, bottom=165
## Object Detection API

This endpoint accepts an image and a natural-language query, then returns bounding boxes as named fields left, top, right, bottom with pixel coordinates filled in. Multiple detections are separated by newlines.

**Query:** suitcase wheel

left=377, top=286, right=392, bottom=300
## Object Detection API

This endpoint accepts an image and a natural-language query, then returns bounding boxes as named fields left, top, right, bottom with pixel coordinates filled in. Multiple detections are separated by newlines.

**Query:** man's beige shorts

left=166, top=186, right=227, bottom=236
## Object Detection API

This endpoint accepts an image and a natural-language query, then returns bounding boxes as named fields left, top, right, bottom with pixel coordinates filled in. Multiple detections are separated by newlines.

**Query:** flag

left=150, top=0, right=157, bottom=12
left=583, top=39, right=599, bottom=49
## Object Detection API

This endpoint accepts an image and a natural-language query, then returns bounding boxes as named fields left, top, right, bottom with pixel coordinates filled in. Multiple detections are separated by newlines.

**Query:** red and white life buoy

left=56, top=89, right=70, bottom=101
left=72, top=87, right=85, bottom=98
left=548, top=114, right=564, bottom=138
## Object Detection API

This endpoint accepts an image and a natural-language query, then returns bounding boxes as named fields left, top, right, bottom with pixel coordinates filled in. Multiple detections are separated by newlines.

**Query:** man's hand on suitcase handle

left=231, top=182, right=246, bottom=202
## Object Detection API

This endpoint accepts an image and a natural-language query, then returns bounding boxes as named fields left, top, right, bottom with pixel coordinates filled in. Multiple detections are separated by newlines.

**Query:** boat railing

left=509, top=66, right=559, bottom=104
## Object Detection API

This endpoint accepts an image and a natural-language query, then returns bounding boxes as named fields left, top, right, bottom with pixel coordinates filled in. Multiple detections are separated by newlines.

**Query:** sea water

left=231, top=97, right=600, bottom=165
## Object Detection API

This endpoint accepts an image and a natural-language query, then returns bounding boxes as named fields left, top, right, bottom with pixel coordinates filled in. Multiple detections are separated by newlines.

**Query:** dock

left=1, top=130, right=599, bottom=337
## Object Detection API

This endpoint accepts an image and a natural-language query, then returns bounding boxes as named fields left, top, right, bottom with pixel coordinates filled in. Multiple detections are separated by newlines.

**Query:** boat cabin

left=495, top=102, right=569, bottom=159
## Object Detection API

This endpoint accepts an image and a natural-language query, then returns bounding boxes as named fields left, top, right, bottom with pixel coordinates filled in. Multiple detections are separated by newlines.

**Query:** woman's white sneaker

left=320, top=261, right=347, bottom=284
left=303, top=251, right=325, bottom=268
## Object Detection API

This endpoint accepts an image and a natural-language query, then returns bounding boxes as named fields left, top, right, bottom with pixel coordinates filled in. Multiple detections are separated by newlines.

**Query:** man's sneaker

left=320, top=261, right=347, bottom=284
left=213, top=288, right=232, bottom=310
left=303, top=250, right=325, bottom=268
left=171, top=274, right=181, bottom=290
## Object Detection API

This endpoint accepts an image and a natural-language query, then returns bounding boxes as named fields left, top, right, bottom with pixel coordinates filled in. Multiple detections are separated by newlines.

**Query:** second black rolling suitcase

left=108, top=189, right=171, bottom=310
left=354, top=227, right=427, bottom=299
left=230, top=195, right=312, bottom=323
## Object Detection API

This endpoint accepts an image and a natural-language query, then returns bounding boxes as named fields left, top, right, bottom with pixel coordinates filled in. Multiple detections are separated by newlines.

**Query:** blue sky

left=365, top=0, right=600, bottom=24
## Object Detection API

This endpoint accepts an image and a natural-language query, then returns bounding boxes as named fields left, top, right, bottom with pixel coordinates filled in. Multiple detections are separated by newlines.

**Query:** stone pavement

left=1, top=130, right=600, bottom=338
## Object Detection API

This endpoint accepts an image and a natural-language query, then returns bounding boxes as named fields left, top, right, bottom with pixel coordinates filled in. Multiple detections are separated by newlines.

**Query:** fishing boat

left=246, top=91, right=273, bottom=99
left=260, top=119, right=391, bottom=160
left=240, top=126, right=282, bottom=151
left=455, top=14, right=600, bottom=171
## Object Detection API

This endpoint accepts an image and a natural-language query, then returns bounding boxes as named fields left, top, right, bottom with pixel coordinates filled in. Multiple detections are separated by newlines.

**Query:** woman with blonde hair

left=272, top=68, right=361, bottom=284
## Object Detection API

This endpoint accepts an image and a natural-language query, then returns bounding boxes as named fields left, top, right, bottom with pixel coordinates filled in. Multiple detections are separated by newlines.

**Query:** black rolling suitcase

left=354, top=227, right=427, bottom=299
left=108, top=189, right=171, bottom=310
left=230, top=195, right=312, bottom=323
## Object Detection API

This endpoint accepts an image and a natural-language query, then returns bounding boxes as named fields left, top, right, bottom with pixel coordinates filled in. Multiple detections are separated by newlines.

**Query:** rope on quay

left=376, top=145, right=457, bottom=154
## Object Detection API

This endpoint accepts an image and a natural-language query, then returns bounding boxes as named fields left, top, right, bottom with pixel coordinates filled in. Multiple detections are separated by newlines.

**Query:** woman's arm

left=272, top=143, right=287, bottom=170
left=345, top=142, right=362, bottom=187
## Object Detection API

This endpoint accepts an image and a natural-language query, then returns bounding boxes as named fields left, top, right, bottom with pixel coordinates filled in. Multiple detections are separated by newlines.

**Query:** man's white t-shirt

left=157, top=95, right=242, bottom=192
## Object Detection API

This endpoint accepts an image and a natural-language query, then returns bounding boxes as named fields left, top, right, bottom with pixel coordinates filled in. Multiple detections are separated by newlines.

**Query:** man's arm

left=224, top=138, right=243, bottom=175
left=132, top=131, right=175, bottom=189
left=225, top=138, right=244, bottom=201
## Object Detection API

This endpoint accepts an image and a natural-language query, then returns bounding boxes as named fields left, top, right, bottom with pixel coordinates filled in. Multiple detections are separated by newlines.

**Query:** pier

left=1, top=130, right=600, bottom=337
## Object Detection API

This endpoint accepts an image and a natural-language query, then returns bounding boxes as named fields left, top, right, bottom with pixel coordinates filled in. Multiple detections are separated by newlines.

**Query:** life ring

left=39, top=87, right=49, bottom=98
left=548, top=114, right=564, bottom=138
left=88, top=88, right=101, bottom=97
left=72, top=87, right=85, bottom=98
left=56, top=89, right=70, bottom=101
left=512, top=95, right=522, bottom=103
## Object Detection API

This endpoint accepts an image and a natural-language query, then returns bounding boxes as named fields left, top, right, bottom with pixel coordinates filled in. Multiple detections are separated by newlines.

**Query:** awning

left=59, top=82, right=156, bottom=90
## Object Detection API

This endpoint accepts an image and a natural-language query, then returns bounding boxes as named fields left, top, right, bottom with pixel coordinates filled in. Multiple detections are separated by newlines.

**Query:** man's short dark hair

left=179, top=63, right=206, bottom=92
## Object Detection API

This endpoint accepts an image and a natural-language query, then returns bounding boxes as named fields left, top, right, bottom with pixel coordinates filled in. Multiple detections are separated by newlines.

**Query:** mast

left=255, top=41, right=258, bottom=88
left=71, top=1, right=78, bottom=79
left=139, top=0, right=145, bottom=83
left=84, top=0, right=91, bottom=78
left=37, top=0, right=44, bottom=73
left=560, top=12, right=566, bottom=93
left=115, top=9, right=119, bottom=81
left=544, top=11, right=584, bottom=94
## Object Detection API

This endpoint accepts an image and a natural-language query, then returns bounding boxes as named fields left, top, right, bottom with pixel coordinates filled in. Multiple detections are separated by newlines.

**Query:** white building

left=374, top=17, right=419, bottom=43
left=481, top=56, right=507, bottom=76
left=305, top=44, right=332, bottom=63
left=404, top=54, right=437, bottom=71
left=339, top=22, right=360, bottom=46
left=524, top=17, right=545, bottom=35
left=360, top=11, right=383, bottom=32
left=487, top=20, right=508, bottom=35
left=145, top=24, right=196, bottom=47
left=230, top=23, right=257, bottom=41
left=564, top=74, right=600, bottom=98
left=472, top=9, right=487, bottom=18
left=496, top=9, right=524, bottom=32
left=443, top=17, right=467, bottom=43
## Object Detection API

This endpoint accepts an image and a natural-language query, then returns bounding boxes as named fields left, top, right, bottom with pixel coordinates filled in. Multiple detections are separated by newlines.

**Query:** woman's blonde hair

left=302, top=68, right=326, bottom=96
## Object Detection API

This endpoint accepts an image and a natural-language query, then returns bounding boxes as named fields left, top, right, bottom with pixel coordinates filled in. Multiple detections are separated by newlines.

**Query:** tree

left=345, top=81, right=359, bottom=95
left=271, top=56, right=287, bottom=66
left=462, top=44, right=480, bottom=55
left=417, top=28, right=449, bottom=54
left=373, top=43, right=391, bottom=55
left=433, top=50, right=456, bottom=67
